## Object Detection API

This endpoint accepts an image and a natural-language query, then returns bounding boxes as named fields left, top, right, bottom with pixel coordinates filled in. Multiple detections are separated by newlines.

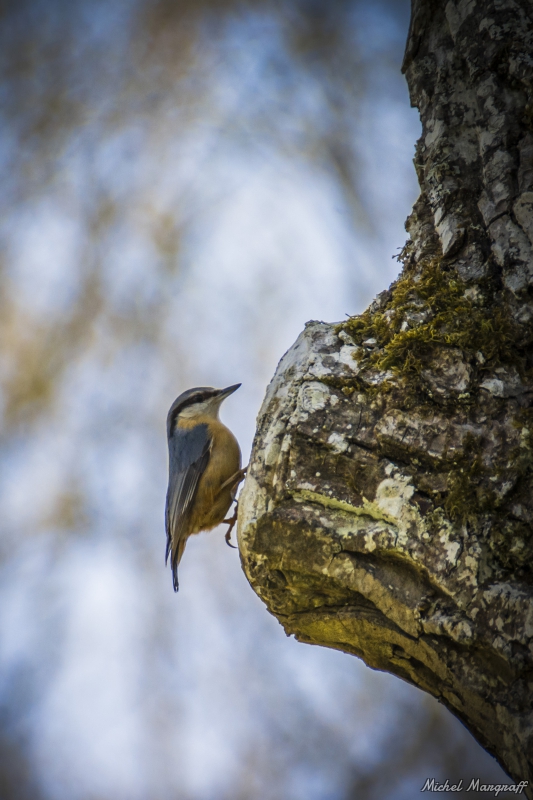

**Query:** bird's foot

left=223, top=506, right=238, bottom=548
left=220, top=467, right=249, bottom=548
left=217, top=465, right=248, bottom=495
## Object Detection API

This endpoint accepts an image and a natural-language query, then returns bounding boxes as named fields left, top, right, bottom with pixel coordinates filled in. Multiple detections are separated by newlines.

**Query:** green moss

left=333, top=256, right=533, bottom=543
left=337, top=258, right=529, bottom=386
left=294, top=488, right=397, bottom=525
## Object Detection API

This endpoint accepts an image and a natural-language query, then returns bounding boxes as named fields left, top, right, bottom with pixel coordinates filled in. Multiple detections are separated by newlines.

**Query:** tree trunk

left=238, top=0, right=533, bottom=789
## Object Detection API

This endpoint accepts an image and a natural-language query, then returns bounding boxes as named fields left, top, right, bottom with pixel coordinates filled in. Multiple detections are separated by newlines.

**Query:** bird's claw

left=224, top=526, right=238, bottom=549
left=223, top=509, right=238, bottom=548
left=221, top=466, right=249, bottom=549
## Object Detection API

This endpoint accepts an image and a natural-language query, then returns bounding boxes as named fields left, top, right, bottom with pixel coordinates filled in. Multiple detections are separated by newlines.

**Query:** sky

left=0, top=1, right=509, bottom=798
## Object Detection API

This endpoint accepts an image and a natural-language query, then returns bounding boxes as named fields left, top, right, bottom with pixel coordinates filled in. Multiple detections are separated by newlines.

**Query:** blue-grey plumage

left=165, top=384, right=242, bottom=592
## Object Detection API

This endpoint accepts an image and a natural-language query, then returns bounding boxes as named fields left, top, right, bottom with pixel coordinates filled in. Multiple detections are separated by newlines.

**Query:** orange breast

left=178, top=416, right=241, bottom=534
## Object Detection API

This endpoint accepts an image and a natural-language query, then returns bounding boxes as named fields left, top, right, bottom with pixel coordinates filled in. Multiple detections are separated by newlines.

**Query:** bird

left=165, top=383, right=245, bottom=592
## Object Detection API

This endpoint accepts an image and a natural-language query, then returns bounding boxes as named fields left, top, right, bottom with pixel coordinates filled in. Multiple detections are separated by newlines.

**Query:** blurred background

left=0, top=0, right=509, bottom=798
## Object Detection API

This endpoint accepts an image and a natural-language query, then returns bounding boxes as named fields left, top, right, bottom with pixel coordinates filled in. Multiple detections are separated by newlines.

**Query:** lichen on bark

left=238, top=0, right=533, bottom=788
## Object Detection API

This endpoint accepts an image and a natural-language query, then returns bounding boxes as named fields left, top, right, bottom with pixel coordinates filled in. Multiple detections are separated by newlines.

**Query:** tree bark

left=238, top=0, right=533, bottom=789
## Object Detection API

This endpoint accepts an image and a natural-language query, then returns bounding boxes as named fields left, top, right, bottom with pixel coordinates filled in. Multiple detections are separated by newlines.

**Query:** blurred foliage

left=0, top=0, right=385, bottom=429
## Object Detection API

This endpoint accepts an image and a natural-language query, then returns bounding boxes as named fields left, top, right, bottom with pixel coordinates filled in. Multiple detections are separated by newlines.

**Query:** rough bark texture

left=238, top=0, right=533, bottom=789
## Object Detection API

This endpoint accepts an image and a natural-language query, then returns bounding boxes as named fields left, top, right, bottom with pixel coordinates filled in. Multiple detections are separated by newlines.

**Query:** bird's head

left=167, top=384, right=241, bottom=434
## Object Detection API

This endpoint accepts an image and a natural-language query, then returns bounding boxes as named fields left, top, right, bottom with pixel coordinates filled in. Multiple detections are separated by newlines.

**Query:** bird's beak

left=218, top=383, right=241, bottom=400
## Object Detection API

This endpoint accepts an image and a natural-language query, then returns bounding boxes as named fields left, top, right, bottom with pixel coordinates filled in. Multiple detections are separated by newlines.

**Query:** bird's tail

left=172, top=560, right=179, bottom=593
left=170, top=538, right=187, bottom=593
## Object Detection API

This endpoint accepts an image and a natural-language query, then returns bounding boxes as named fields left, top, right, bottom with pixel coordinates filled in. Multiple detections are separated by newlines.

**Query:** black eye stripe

left=172, top=392, right=214, bottom=420
left=189, top=392, right=210, bottom=405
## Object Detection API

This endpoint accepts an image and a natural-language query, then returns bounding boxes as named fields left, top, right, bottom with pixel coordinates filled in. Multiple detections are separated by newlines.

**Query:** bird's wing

left=165, top=423, right=211, bottom=591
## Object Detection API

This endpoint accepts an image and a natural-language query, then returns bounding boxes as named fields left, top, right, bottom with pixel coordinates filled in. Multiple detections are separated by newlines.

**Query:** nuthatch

left=165, top=384, right=244, bottom=592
